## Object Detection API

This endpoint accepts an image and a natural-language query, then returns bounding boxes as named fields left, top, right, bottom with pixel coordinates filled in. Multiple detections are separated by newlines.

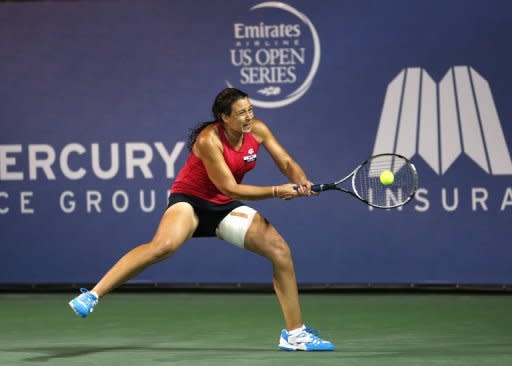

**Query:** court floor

left=0, top=292, right=511, bottom=366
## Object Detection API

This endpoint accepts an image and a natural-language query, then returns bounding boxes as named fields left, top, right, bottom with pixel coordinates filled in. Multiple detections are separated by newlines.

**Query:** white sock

left=288, top=325, right=306, bottom=335
left=90, top=291, right=99, bottom=299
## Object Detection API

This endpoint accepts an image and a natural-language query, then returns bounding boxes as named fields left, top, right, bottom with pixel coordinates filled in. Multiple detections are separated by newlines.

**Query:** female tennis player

left=69, top=88, right=334, bottom=352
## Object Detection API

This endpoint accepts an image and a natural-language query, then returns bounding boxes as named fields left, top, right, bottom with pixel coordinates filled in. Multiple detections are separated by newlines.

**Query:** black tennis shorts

left=167, top=193, right=244, bottom=237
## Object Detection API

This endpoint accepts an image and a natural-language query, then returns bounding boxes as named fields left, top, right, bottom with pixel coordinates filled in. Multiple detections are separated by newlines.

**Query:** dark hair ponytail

left=187, top=88, right=248, bottom=150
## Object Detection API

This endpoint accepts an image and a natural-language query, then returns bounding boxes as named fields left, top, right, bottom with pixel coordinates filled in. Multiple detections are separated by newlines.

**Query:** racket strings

left=353, top=155, right=417, bottom=208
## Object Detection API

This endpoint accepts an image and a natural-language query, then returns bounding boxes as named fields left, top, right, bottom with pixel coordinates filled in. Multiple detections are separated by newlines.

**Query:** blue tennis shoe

left=278, top=326, right=334, bottom=351
left=68, top=288, right=98, bottom=318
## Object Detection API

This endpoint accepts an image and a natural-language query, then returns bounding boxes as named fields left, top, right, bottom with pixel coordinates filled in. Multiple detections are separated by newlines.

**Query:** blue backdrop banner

left=1, top=0, right=511, bottom=285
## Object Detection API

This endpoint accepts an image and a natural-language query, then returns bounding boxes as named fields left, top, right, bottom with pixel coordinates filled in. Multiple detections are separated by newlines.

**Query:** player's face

left=223, top=97, right=254, bottom=133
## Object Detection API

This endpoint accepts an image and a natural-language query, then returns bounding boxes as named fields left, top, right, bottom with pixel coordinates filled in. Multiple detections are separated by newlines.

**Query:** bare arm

left=194, top=130, right=281, bottom=200
left=253, top=120, right=314, bottom=192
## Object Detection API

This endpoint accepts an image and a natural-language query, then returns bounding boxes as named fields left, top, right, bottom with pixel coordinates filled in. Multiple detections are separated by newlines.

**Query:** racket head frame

left=314, top=153, right=419, bottom=209
left=351, top=153, right=418, bottom=208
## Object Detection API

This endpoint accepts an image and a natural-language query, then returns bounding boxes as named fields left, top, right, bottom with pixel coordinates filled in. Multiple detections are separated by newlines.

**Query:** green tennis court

left=1, top=293, right=511, bottom=366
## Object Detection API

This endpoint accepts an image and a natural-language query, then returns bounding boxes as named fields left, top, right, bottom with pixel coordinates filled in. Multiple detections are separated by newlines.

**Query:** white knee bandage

left=216, top=206, right=257, bottom=248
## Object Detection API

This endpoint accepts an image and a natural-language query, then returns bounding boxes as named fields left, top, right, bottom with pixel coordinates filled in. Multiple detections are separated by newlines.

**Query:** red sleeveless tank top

left=170, top=123, right=260, bottom=204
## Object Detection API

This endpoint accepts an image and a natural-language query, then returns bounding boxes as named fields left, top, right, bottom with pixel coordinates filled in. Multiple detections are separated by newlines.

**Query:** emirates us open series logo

left=226, top=2, right=320, bottom=108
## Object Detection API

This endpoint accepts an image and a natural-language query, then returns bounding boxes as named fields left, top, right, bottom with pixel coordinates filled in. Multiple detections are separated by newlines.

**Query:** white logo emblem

left=226, top=1, right=321, bottom=109
left=372, top=66, right=512, bottom=175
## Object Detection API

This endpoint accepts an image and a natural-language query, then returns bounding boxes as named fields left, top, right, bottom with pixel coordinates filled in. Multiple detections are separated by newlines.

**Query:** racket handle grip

left=311, top=184, right=322, bottom=192
left=294, top=184, right=333, bottom=192
left=312, top=183, right=338, bottom=192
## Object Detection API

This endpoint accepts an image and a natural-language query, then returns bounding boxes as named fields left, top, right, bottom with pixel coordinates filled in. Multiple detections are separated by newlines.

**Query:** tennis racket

left=304, top=153, right=419, bottom=209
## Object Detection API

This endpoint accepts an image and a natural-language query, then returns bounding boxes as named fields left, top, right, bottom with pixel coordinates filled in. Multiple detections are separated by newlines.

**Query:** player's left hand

left=295, top=180, right=318, bottom=196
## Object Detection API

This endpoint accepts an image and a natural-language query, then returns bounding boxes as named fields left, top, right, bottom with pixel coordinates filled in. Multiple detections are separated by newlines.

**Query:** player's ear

left=220, top=113, right=229, bottom=123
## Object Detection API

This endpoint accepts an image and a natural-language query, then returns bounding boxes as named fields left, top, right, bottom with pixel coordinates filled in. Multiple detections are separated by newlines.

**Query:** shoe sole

left=279, top=339, right=334, bottom=352
left=279, top=346, right=297, bottom=351
left=278, top=346, right=334, bottom=352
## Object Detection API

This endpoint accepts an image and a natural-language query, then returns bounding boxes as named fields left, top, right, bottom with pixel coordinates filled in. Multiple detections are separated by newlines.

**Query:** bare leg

left=244, top=213, right=303, bottom=331
left=92, top=203, right=198, bottom=297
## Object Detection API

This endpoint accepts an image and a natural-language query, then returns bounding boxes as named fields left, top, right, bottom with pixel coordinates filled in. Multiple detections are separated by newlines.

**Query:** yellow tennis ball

left=380, top=170, right=394, bottom=185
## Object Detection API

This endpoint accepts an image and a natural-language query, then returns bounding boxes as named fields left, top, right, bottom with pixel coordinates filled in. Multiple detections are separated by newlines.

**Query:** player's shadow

left=3, top=345, right=275, bottom=362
